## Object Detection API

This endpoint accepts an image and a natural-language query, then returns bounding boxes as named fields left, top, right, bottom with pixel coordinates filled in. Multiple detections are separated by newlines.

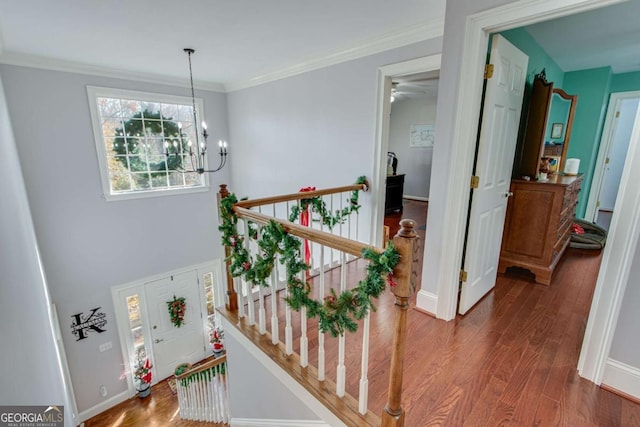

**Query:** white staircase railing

left=175, top=356, right=229, bottom=423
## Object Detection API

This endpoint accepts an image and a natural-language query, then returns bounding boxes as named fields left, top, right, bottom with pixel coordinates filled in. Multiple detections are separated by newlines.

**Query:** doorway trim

left=111, top=258, right=224, bottom=396
left=370, top=54, right=441, bottom=247
left=585, top=90, right=640, bottom=221
left=434, top=0, right=629, bottom=384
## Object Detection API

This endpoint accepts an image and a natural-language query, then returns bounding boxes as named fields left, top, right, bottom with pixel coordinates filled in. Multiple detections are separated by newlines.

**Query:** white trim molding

left=602, top=358, right=640, bottom=400
left=578, top=103, right=640, bottom=383
left=416, top=290, right=437, bottom=316
left=225, top=19, right=444, bottom=92
left=78, top=390, right=130, bottom=423
left=0, top=17, right=443, bottom=94
left=0, top=52, right=225, bottom=92
left=371, top=54, right=442, bottom=248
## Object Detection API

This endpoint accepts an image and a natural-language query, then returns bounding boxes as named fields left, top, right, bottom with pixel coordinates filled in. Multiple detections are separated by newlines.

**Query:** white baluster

left=270, top=204, right=280, bottom=344
left=236, top=276, right=244, bottom=318
left=336, top=251, right=347, bottom=397
left=300, top=267, right=308, bottom=367
left=329, top=195, right=336, bottom=267
left=271, top=264, right=280, bottom=345
left=318, top=244, right=326, bottom=381
left=243, top=218, right=255, bottom=325
left=208, top=370, right=214, bottom=421
left=257, top=224, right=266, bottom=334
left=177, top=378, right=185, bottom=418
left=285, top=201, right=293, bottom=354
left=359, top=312, right=371, bottom=414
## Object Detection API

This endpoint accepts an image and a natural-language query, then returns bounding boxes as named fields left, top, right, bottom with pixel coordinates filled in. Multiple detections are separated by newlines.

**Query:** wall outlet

left=98, top=341, right=112, bottom=352
left=99, top=385, right=108, bottom=397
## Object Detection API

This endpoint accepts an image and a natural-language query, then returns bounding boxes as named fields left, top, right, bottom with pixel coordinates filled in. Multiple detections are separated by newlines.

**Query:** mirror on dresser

left=515, top=71, right=578, bottom=180
left=541, top=88, right=577, bottom=174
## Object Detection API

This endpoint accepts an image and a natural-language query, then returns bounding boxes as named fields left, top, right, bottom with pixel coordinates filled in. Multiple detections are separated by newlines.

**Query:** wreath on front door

left=167, top=296, right=186, bottom=327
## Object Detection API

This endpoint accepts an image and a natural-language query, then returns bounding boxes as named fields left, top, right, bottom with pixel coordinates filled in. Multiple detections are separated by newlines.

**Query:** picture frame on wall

left=551, top=123, right=564, bottom=139
left=410, top=124, right=435, bottom=147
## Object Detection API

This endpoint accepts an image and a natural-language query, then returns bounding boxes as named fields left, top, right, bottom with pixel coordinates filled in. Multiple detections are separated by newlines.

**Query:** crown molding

left=0, top=17, right=443, bottom=94
left=0, top=52, right=225, bottom=92
left=224, top=17, right=445, bottom=92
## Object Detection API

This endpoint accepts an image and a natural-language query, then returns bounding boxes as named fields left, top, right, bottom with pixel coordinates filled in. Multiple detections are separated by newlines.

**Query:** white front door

left=458, top=35, right=528, bottom=315
left=146, top=270, right=206, bottom=381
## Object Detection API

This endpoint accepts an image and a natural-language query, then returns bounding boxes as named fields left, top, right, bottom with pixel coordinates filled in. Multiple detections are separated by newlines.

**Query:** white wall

left=388, top=96, right=437, bottom=199
left=420, top=0, right=515, bottom=298
left=0, top=64, right=230, bottom=414
left=0, top=72, right=71, bottom=422
left=226, top=40, right=442, bottom=244
left=224, top=329, right=323, bottom=422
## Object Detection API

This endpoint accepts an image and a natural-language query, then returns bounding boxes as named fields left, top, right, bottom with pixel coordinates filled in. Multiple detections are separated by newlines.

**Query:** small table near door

left=385, top=174, right=405, bottom=214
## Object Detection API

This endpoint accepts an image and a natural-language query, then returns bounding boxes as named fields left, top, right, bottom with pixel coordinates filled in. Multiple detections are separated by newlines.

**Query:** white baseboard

left=403, top=195, right=429, bottom=202
left=416, top=290, right=437, bottom=315
left=601, top=358, right=640, bottom=400
left=231, top=419, right=331, bottom=427
left=78, top=390, right=130, bottom=423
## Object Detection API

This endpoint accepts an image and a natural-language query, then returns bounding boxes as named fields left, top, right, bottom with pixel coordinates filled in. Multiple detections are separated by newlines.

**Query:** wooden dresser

left=498, top=174, right=583, bottom=285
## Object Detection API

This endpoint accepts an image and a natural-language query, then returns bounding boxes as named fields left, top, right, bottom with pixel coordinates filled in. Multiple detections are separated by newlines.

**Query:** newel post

left=217, top=184, right=238, bottom=311
left=381, top=219, right=419, bottom=427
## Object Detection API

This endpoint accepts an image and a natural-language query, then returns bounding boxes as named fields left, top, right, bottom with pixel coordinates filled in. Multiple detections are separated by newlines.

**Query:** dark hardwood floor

left=86, top=199, right=640, bottom=426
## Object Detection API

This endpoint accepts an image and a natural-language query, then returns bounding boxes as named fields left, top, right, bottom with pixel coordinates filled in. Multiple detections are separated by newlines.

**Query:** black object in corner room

left=387, top=152, right=398, bottom=175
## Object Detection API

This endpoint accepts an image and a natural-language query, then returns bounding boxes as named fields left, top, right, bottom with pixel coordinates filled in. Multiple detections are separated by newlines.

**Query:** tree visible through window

left=88, top=87, right=208, bottom=199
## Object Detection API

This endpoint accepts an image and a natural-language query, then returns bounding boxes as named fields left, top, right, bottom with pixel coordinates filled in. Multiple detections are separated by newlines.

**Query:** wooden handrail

left=175, top=355, right=227, bottom=381
left=234, top=183, right=366, bottom=209
left=234, top=206, right=379, bottom=257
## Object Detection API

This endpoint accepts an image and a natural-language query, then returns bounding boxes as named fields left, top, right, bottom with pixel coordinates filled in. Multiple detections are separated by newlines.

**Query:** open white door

left=458, top=35, right=528, bottom=314
left=146, top=270, right=206, bottom=380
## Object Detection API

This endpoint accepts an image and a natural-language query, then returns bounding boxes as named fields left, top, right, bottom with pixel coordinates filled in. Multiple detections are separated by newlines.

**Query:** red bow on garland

left=299, top=186, right=316, bottom=271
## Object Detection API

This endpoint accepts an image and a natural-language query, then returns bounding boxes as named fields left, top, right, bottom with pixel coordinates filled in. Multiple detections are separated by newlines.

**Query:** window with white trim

left=87, top=86, right=209, bottom=200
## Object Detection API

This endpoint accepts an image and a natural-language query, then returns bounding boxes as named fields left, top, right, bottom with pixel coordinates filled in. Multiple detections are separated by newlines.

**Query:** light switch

left=99, top=341, right=112, bottom=352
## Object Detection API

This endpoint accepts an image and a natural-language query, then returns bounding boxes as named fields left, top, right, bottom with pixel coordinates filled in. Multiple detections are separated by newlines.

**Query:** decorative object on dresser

left=498, top=174, right=583, bottom=285
left=514, top=70, right=578, bottom=180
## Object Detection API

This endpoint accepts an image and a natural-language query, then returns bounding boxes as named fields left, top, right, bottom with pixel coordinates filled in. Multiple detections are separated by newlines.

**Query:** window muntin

left=88, top=87, right=208, bottom=200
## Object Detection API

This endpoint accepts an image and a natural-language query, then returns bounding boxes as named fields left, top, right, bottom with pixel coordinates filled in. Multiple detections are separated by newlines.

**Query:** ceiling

left=0, top=1, right=638, bottom=93
left=0, top=0, right=445, bottom=90
left=524, top=0, right=640, bottom=74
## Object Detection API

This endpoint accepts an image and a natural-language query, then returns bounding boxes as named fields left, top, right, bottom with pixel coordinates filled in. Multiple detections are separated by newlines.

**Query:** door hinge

left=596, top=200, right=601, bottom=208
left=460, top=270, right=468, bottom=283
left=471, top=175, right=480, bottom=189
left=616, top=111, right=620, bottom=118
left=484, top=64, right=494, bottom=80
left=605, top=157, right=610, bottom=165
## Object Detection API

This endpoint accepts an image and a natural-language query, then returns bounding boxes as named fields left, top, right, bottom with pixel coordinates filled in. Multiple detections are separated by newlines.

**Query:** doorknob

left=504, top=191, right=514, bottom=198
left=154, top=339, right=164, bottom=344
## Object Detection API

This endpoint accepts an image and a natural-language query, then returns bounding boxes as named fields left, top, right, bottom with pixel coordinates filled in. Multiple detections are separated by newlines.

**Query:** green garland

left=288, top=176, right=367, bottom=229
left=218, top=179, right=400, bottom=337
left=167, top=296, right=186, bottom=327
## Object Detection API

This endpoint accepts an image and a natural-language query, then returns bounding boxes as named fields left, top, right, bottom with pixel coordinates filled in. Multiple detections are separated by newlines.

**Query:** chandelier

left=165, top=48, right=227, bottom=174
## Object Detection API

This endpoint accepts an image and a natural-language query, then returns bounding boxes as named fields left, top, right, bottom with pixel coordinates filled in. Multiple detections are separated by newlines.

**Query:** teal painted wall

left=563, top=67, right=613, bottom=216
left=611, top=71, right=640, bottom=93
left=500, top=28, right=564, bottom=87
